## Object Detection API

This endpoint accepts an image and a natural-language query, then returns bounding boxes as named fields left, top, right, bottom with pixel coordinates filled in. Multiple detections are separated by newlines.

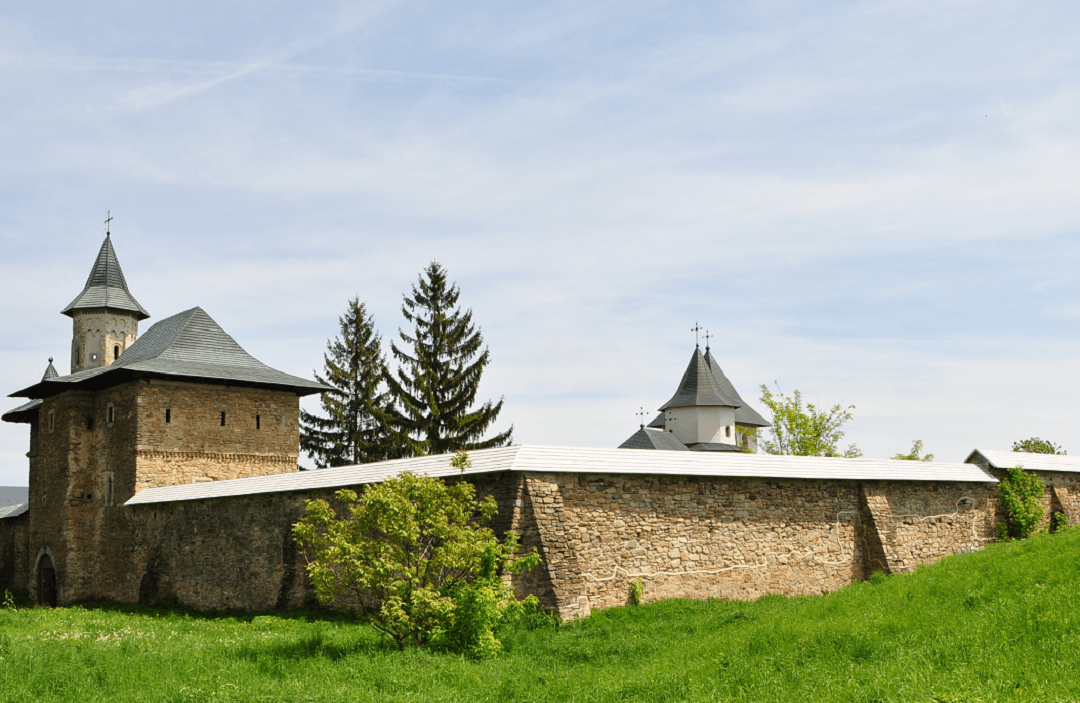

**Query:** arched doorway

left=37, top=555, right=57, bottom=607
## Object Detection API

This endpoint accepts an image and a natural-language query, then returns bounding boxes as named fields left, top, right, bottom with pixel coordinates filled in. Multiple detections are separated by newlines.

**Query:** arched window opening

left=726, top=425, right=731, bottom=438
left=114, top=345, right=121, bottom=361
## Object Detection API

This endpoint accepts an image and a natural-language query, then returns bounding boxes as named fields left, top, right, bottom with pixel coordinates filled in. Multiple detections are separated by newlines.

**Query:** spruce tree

left=383, top=262, right=512, bottom=456
left=300, top=298, right=395, bottom=467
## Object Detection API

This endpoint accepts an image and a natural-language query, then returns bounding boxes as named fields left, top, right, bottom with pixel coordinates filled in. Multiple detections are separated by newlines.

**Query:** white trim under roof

left=126, top=445, right=998, bottom=507
left=966, top=449, right=1080, bottom=474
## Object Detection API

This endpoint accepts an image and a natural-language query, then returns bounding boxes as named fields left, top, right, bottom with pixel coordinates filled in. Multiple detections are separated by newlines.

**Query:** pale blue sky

left=2, top=1, right=1079, bottom=484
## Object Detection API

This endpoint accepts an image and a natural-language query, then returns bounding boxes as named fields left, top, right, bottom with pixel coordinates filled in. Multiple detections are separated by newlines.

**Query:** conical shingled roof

left=658, top=347, right=741, bottom=411
left=61, top=234, right=149, bottom=320
left=10, top=307, right=328, bottom=399
left=703, top=348, right=770, bottom=428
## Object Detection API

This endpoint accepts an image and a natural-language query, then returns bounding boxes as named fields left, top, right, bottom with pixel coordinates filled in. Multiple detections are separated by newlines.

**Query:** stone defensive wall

left=2, top=446, right=1078, bottom=617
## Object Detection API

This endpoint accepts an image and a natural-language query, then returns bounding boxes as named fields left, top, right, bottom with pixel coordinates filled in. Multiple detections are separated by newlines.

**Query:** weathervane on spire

left=637, top=406, right=647, bottom=429
left=104, top=210, right=113, bottom=238
left=691, top=322, right=702, bottom=347
left=703, top=330, right=712, bottom=351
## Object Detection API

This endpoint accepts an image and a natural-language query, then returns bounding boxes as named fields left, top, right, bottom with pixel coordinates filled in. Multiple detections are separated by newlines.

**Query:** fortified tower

left=2, top=232, right=327, bottom=606
left=61, top=232, right=150, bottom=373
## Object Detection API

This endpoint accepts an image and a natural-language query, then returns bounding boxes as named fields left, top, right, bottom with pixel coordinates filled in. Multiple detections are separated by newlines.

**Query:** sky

left=2, top=1, right=1079, bottom=485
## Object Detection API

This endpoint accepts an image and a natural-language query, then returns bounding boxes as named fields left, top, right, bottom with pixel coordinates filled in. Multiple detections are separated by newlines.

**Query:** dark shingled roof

left=10, top=307, right=328, bottom=399
left=61, top=234, right=149, bottom=320
left=686, top=442, right=744, bottom=452
left=658, top=347, right=741, bottom=411
left=3, top=359, right=60, bottom=423
left=647, top=411, right=665, bottom=429
left=618, top=427, right=691, bottom=451
left=703, top=348, right=770, bottom=428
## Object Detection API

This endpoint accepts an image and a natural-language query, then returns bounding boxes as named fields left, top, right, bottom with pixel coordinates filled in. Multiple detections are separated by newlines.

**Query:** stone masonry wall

left=0, top=512, right=29, bottom=592
left=16, top=462, right=1079, bottom=614
left=858, top=481, right=998, bottom=575
left=133, top=380, right=300, bottom=492
left=519, top=473, right=866, bottom=618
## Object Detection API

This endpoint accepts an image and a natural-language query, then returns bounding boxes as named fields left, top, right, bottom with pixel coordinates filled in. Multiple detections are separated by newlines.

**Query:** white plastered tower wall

left=71, top=309, right=140, bottom=373
left=666, top=405, right=737, bottom=445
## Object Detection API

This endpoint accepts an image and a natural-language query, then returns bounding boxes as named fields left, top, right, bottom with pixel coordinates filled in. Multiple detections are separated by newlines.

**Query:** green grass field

left=2, top=529, right=1079, bottom=702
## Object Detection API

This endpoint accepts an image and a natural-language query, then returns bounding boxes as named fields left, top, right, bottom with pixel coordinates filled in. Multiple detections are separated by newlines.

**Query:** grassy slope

left=2, top=530, right=1079, bottom=703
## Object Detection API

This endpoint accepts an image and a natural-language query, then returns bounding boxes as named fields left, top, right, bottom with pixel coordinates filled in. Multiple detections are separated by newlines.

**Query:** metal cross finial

left=691, top=322, right=702, bottom=347
left=104, top=210, right=113, bottom=237
left=637, top=406, right=647, bottom=429
left=704, top=330, right=713, bottom=351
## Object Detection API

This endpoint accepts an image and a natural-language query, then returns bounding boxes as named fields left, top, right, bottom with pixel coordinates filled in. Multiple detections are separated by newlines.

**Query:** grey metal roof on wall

left=965, top=449, right=1080, bottom=474
left=703, top=348, right=770, bottom=428
left=0, top=502, right=28, bottom=520
left=10, top=307, right=328, bottom=399
left=618, top=427, right=690, bottom=451
left=647, top=412, right=665, bottom=429
left=659, top=348, right=741, bottom=410
left=61, top=235, right=150, bottom=320
left=126, top=444, right=998, bottom=507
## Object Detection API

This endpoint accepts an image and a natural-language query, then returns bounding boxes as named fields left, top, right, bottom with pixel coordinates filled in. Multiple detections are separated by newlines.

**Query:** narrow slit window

left=105, top=474, right=114, bottom=507
left=165, top=409, right=171, bottom=424
left=48, top=410, right=55, bottom=433
left=113, top=345, right=120, bottom=361
left=726, top=426, right=731, bottom=438
left=221, top=411, right=226, bottom=426
left=256, top=414, right=261, bottom=430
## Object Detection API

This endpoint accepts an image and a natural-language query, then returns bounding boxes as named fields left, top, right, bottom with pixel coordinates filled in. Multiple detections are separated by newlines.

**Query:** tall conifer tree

left=383, top=262, right=512, bottom=456
left=301, top=298, right=396, bottom=467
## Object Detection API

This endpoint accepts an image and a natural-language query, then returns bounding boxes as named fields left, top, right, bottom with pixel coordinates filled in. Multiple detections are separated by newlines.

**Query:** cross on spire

left=691, top=322, right=702, bottom=347
left=104, top=210, right=113, bottom=238
left=704, top=329, right=712, bottom=350
left=637, top=406, right=648, bottom=428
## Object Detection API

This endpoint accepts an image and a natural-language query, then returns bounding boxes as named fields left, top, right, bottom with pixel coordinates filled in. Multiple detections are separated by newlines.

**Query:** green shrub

left=997, top=467, right=1046, bottom=540
left=629, top=578, right=644, bottom=605
left=1050, top=510, right=1069, bottom=533
left=293, top=457, right=540, bottom=653
left=869, top=570, right=887, bottom=585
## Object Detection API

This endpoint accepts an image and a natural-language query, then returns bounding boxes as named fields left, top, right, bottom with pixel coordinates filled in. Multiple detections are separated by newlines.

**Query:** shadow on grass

left=70, top=598, right=364, bottom=625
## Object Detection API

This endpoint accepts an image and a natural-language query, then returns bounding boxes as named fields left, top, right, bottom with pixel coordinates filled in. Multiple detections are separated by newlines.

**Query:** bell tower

left=61, top=226, right=150, bottom=373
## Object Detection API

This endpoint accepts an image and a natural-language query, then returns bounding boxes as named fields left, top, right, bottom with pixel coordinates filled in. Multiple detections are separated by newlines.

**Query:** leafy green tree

left=292, top=457, right=539, bottom=654
left=382, top=262, right=512, bottom=456
left=300, top=298, right=397, bottom=467
left=893, top=439, right=933, bottom=462
left=997, top=467, right=1046, bottom=540
left=1012, top=437, right=1066, bottom=455
left=758, top=383, right=861, bottom=458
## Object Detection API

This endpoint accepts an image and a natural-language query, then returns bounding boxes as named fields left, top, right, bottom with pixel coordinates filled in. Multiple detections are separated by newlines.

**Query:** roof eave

left=10, top=369, right=329, bottom=399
